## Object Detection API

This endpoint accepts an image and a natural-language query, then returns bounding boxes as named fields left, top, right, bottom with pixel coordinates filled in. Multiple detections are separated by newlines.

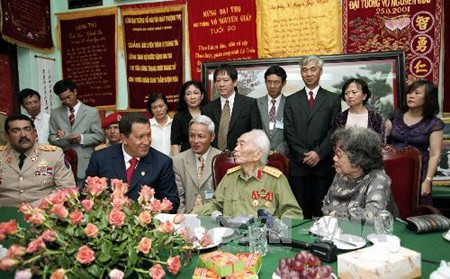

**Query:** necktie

left=218, top=100, right=230, bottom=150
left=126, top=157, right=138, bottom=183
left=197, top=156, right=205, bottom=181
left=31, top=116, right=36, bottom=122
left=18, top=153, right=26, bottom=169
left=69, top=107, right=75, bottom=127
left=309, top=91, right=315, bottom=108
left=269, top=99, right=277, bottom=122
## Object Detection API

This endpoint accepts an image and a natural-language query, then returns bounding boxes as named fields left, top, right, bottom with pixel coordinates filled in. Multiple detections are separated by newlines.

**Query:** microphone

left=258, top=209, right=337, bottom=262
left=211, top=210, right=223, bottom=223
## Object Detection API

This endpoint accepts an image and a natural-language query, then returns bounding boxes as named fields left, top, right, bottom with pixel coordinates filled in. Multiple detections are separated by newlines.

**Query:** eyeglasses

left=265, top=80, right=282, bottom=86
left=9, top=127, right=34, bottom=135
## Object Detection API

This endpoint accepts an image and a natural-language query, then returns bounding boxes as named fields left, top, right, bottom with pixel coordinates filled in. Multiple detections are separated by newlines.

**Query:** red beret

left=102, top=112, right=122, bottom=129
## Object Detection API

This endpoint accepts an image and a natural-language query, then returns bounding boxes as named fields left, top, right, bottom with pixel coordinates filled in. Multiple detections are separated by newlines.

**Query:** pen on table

left=395, top=217, right=408, bottom=225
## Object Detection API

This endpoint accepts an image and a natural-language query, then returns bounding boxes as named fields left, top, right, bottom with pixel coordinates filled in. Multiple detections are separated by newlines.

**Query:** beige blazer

left=173, top=147, right=222, bottom=213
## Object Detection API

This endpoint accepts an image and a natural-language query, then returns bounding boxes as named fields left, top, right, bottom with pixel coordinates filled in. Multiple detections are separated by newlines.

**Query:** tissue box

left=236, top=253, right=262, bottom=274
left=199, top=250, right=244, bottom=277
left=192, top=267, right=221, bottom=279
left=338, top=246, right=421, bottom=279
left=225, top=269, right=258, bottom=279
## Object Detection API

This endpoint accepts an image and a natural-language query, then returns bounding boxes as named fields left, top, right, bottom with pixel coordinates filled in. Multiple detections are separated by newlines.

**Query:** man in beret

left=95, top=112, right=122, bottom=151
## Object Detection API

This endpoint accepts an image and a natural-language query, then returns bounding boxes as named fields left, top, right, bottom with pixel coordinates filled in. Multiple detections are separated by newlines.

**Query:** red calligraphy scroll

left=188, top=0, right=258, bottom=80
left=0, top=0, right=53, bottom=52
left=343, top=0, right=443, bottom=85
left=59, top=10, right=117, bottom=109
left=0, top=54, right=14, bottom=114
left=121, top=5, right=184, bottom=110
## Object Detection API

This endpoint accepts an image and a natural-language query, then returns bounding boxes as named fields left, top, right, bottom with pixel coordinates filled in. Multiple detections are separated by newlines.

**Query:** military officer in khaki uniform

left=0, top=114, right=76, bottom=207
left=194, top=130, right=303, bottom=219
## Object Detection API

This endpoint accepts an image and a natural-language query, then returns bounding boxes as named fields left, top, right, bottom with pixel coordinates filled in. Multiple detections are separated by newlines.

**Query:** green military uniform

left=0, top=143, right=76, bottom=207
left=194, top=164, right=303, bottom=219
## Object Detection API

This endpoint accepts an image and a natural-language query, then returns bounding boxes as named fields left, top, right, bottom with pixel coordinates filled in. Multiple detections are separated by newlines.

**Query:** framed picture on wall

left=201, top=51, right=406, bottom=119
left=434, top=140, right=450, bottom=186
left=68, top=0, right=102, bottom=9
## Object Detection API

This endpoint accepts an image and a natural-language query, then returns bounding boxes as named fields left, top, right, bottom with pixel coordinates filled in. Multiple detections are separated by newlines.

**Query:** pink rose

left=157, top=220, right=174, bottom=234
left=28, top=209, right=46, bottom=225
left=69, top=211, right=84, bottom=224
left=149, top=199, right=162, bottom=212
left=81, top=199, right=94, bottom=212
left=14, top=269, right=32, bottom=279
left=0, top=220, right=17, bottom=235
left=85, top=176, right=108, bottom=196
left=50, top=268, right=66, bottom=279
left=26, top=237, right=45, bottom=254
left=76, top=245, right=95, bottom=265
left=0, top=258, right=19, bottom=271
left=41, top=230, right=58, bottom=242
left=137, top=237, right=153, bottom=254
left=18, top=203, right=33, bottom=215
left=109, top=269, right=124, bottom=279
left=167, top=255, right=181, bottom=275
left=51, top=204, right=68, bottom=219
left=137, top=211, right=152, bottom=226
left=160, top=198, right=173, bottom=212
left=173, top=213, right=184, bottom=224
left=47, top=191, right=66, bottom=205
left=84, top=223, right=99, bottom=238
left=138, top=185, right=155, bottom=204
left=111, top=179, right=129, bottom=196
left=63, top=187, right=79, bottom=199
left=108, top=210, right=126, bottom=227
left=111, top=196, right=129, bottom=209
left=148, top=264, right=165, bottom=279
left=7, top=245, right=26, bottom=258
left=38, top=198, right=51, bottom=210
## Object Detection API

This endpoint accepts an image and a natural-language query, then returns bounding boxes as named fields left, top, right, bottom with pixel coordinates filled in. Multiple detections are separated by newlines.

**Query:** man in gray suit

left=257, top=65, right=289, bottom=155
left=49, top=80, right=105, bottom=187
left=285, top=56, right=341, bottom=219
left=173, top=115, right=221, bottom=213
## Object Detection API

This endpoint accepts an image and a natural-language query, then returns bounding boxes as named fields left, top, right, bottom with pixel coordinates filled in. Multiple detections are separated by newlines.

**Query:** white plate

left=332, top=234, right=366, bottom=250
left=208, top=227, right=234, bottom=239
left=366, top=233, right=399, bottom=244
left=443, top=231, right=450, bottom=242
left=154, top=213, right=199, bottom=230
left=309, top=226, right=342, bottom=237
left=193, top=231, right=223, bottom=251
left=272, top=272, right=337, bottom=279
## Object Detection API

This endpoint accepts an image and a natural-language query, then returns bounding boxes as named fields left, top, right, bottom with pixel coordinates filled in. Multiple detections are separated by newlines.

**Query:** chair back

left=382, top=144, right=422, bottom=219
left=211, top=151, right=290, bottom=189
left=63, top=149, right=78, bottom=179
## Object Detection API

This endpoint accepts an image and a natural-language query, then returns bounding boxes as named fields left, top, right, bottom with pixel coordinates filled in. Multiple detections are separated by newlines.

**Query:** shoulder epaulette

left=263, top=165, right=282, bottom=178
left=39, top=144, right=57, bottom=151
left=94, top=144, right=107, bottom=151
left=226, top=165, right=241, bottom=174
left=0, top=145, right=7, bottom=151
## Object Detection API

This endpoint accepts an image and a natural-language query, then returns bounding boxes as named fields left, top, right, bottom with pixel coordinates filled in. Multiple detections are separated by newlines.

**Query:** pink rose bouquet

left=0, top=177, right=192, bottom=278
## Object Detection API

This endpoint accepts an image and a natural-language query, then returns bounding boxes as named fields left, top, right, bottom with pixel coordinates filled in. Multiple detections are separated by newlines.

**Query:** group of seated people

left=0, top=55, right=445, bottom=224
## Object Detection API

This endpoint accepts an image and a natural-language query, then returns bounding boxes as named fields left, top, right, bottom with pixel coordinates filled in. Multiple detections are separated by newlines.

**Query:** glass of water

left=374, top=210, right=394, bottom=235
left=248, top=221, right=268, bottom=256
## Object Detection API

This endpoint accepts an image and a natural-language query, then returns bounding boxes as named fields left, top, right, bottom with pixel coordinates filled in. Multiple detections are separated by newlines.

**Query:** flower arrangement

left=0, top=177, right=192, bottom=279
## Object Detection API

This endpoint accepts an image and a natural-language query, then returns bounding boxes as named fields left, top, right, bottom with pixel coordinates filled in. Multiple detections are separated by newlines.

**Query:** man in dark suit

left=285, top=56, right=341, bottom=219
left=257, top=65, right=289, bottom=155
left=49, top=80, right=105, bottom=187
left=85, top=113, right=179, bottom=213
left=202, top=63, right=262, bottom=151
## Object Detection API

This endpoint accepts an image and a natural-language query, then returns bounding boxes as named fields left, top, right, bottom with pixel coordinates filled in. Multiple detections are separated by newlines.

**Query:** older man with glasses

left=0, top=114, right=75, bottom=207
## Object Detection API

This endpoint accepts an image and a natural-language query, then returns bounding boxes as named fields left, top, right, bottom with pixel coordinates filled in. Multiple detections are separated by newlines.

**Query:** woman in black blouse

left=170, top=81, right=208, bottom=155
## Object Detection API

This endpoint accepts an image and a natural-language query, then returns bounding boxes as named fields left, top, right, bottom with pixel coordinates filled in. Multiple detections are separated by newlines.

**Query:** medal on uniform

left=265, top=191, right=273, bottom=208
left=251, top=190, right=259, bottom=207
left=6, top=156, right=13, bottom=164
left=252, top=200, right=259, bottom=207
left=265, top=201, right=271, bottom=208
left=30, top=156, right=37, bottom=162
left=141, top=171, right=145, bottom=176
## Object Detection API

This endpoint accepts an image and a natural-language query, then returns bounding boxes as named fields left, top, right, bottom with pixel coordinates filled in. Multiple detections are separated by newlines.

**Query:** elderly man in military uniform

left=194, top=129, right=303, bottom=219
left=95, top=112, right=122, bottom=151
left=0, top=114, right=75, bottom=207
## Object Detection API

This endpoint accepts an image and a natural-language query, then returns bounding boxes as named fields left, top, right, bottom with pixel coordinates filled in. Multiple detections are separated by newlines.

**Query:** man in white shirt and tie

left=256, top=66, right=289, bottom=155
left=172, top=115, right=221, bottom=213
left=18, top=89, right=50, bottom=144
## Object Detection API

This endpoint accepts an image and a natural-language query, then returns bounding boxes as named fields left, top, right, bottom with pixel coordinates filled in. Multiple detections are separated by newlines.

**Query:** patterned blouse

left=334, top=109, right=385, bottom=141
left=322, top=169, right=397, bottom=224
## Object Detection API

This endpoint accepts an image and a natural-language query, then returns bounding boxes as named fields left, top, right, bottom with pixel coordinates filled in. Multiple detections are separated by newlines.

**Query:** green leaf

left=127, top=246, right=138, bottom=267
left=65, top=225, right=75, bottom=236
left=97, top=252, right=111, bottom=263
left=87, top=263, right=102, bottom=277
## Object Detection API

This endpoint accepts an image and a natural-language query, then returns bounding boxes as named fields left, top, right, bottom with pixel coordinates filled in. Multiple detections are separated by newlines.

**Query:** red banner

left=343, top=0, right=443, bottom=85
left=121, top=5, right=184, bottom=110
left=0, top=0, right=53, bottom=52
left=0, top=54, right=14, bottom=114
left=59, top=10, right=117, bottom=109
left=188, top=0, right=258, bottom=80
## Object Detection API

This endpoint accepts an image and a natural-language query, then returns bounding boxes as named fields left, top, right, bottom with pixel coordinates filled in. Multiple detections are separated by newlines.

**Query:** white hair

left=248, top=129, right=270, bottom=164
